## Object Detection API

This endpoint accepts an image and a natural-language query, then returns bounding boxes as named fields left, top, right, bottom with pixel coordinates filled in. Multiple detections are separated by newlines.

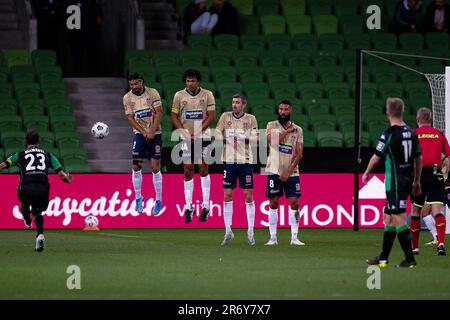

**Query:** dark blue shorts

left=223, top=163, right=254, bottom=189
left=180, top=139, right=212, bottom=164
left=132, top=133, right=162, bottom=160
left=266, top=174, right=301, bottom=198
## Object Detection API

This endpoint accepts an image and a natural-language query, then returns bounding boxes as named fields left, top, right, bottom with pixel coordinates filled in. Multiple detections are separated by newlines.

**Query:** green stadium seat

left=229, top=0, right=253, bottom=15
left=312, top=52, right=337, bottom=67
left=398, top=68, right=424, bottom=83
left=319, top=66, right=344, bottom=83
left=11, top=68, right=35, bottom=84
left=0, top=116, right=22, bottom=133
left=362, top=98, right=383, bottom=114
left=206, top=51, right=232, bottom=67
left=3, top=49, right=30, bottom=67
left=302, top=130, right=316, bottom=147
left=339, top=15, right=364, bottom=34
left=312, top=118, right=337, bottom=132
left=217, top=82, right=243, bottom=100
left=214, top=34, right=239, bottom=51
left=339, top=50, right=356, bottom=68
left=304, top=101, right=329, bottom=116
left=238, top=66, right=264, bottom=82
left=35, top=65, right=62, bottom=82
left=399, top=33, right=424, bottom=50
left=56, top=131, right=82, bottom=149
left=293, top=66, right=318, bottom=86
left=187, top=34, right=212, bottom=50
left=234, top=56, right=259, bottom=71
left=318, top=33, right=344, bottom=52
left=0, top=98, right=18, bottom=115
left=372, top=66, right=397, bottom=83
left=286, top=14, right=312, bottom=35
left=281, top=0, right=306, bottom=15
left=23, top=115, right=49, bottom=132
left=271, top=82, right=297, bottom=100
left=265, top=66, right=290, bottom=84
left=425, top=32, right=449, bottom=51
left=240, top=15, right=260, bottom=35
left=211, top=66, right=236, bottom=82
left=313, top=15, right=338, bottom=35
left=19, top=98, right=45, bottom=116
left=1, top=131, right=24, bottom=148
left=259, top=50, right=285, bottom=67
left=407, top=97, right=432, bottom=114
left=378, top=82, right=404, bottom=100
left=255, top=1, right=279, bottom=16
left=266, top=34, right=292, bottom=51
left=31, top=49, right=57, bottom=67
left=405, top=82, right=430, bottom=100
left=15, top=82, right=41, bottom=100
left=361, top=82, right=379, bottom=99
left=285, top=51, right=311, bottom=68
left=60, top=147, right=87, bottom=161
left=325, top=82, right=351, bottom=99
left=0, top=83, right=13, bottom=98
left=298, top=82, right=324, bottom=101
left=260, top=15, right=286, bottom=35
left=244, top=82, right=270, bottom=100
left=308, top=1, right=332, bottom=16
left=36, top=131, right=55, bottom=149
left=371, top=33, right=398, bottom=51
left=345, top=34, right=371, bottom=50
left=316, top=131, right=344, bottom=147
left=64, top=162, right=92, bottom=173
left=250, top=98, right=276, bottom=114
left=343, top=131, right=370, bottom=147
left=335, top=0, right=359, bottom=16
left=240, top=35, right=266, bottom=51
left=50, top=115, right=77, bottom=132
left=292, top=34, right=318, bottom=52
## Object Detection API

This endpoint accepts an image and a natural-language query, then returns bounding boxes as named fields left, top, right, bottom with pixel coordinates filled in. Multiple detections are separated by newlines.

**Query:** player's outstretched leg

left=21, top=203, right=32, bottom=229
left=132, top=168, right=144, bottom=213
left=152, top=170, right=163, bottom=216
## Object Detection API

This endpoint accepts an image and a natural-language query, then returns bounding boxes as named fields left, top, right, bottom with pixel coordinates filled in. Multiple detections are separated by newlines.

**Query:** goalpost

left=353, top=50, right=450, bottom=233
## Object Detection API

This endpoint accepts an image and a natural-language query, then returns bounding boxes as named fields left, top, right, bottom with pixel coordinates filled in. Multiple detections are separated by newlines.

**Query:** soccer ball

left=85, top=215, right=99, bottom=227
left=91, top=122, right=109, bottom=139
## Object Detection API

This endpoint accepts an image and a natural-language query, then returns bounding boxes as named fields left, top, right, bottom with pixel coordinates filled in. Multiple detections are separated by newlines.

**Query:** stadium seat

left=1, top=131, right=24, bottom=149
left=271, top=82, right=297, bottom=100
left=345, top=34, right=371, bottom=50
left=266, top=34, right=291, bottom=51
left=0, top=98, right=18, bottom=115
left=343, top=131, right=370, bottom=147
left=59, top=147, right=87, bottom=161
left=313, top=15, right=338, bottom=35
left=281, top=0, right=306, bottom=15
left=330, top=98, right=354, bottom=114
left=217, top=82, right=243, bottom=100
left=425, top=32, right=449, bottom=51
left=312, top=52, right=337, bottom=67
left=372, top=66, right=397, bottom=83
left=255, top=1, right=279, bottom=16
left=335, top=0, right=359, bottom=16
left=50, top=115, right=77, bottom=132
left=318, top=33, right=344, bottom=52
left=23, top=115, right=49, bottom=132
left=240, top=15, right=260, bottom=35
left=316, top=131, right=344, bottom=147
left=292, top=34, right=318, bottom=52
left=293, top=66, right=317, bottom=84
left=0, top=83, right=13, bottom=98
left=211, top=66, right=236, bottom=83
left=238, top=66, right=264, bottom=83
left=3, top=49, right=30, bottom=67
left=206, top=51, right=232, bottom=67
left=378, top=82, right=404, bottom=100
left=325, top=82, right=351, bottom=99
left=187, top=34, right=212, bottom=50
left=229, top=0, right=253, bottom=15
left=240, top=35, right=266, bottom=51
left=19, top=98, right=45, bottom=116
left=308, top=1, right=332, bottom=16
left=405, top=82, right=430, bottom=100
left=339, top=15, right=364, bottom=34
left=244, top=82, right=271, bottom=100
left=265, top=66, right=290, bottom=83
left=302, top=130, right=316, bottom=147
left=399, top=33, right=424, bottom=50
left=31, top=49, right=57, bottom=67
left=286, top=51, right=311, bottom=68
left=214, top=34, right=239, bottom=51
left=319, top=66, right=344, bottom=83
left=298, top=82, right=324, bottom=101
left=286, top=14, right=312, bottom=35
left=260, top=15, right=286, bottom=35
left=304, top=101, right=329, bottom=117
left=259, top=50, right=285, bottom=67
left=371, top=33, right=398, bottom=51
left=361, top=82, right=379, bottom=99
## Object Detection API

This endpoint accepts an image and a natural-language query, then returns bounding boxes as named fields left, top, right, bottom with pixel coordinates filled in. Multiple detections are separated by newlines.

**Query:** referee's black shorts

left=411, top=167, right=445, bottom=207
left=18, top=183, right=50, bottom=212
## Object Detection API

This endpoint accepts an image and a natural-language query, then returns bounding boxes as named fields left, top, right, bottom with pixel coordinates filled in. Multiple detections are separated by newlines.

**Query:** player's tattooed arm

left=362, top=154, right=382, bottom=184
left=280, top=142, right=303, bottom=181
left=57, top=169, right=73, bottom=183
left=148, top=106, right=163, bottom=140
left=127, top=114, right=147, bottom=136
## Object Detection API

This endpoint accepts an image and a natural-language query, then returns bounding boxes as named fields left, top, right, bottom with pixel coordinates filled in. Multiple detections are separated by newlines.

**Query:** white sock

left=132, top=169, right=142, bottom=199
left=201, top=175, right=211, bottom=209
left=269, top=208, right=278, bottom=238
left=246, top=201, right=255, bottom=236
left=224, top=201, right=233, bottom=234
left=289, top=208, right=299, bottom=239
left=423, top=215, right=438, bottom=240
left=152, top=171, right=162, bottom=201
left=184, top=179, right=194, bottom=209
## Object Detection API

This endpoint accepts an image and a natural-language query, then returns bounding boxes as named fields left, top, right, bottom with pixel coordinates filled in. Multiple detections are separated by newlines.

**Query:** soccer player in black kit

left=362, top=98, right=422, bottom=268
left=0, top=129, right=72, bottom=252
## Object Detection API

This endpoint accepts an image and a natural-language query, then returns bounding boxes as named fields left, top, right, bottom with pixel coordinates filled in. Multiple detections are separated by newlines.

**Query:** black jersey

left=6, top=146, right=62, bottom=189
left=374, top=125, right=421, bottom=192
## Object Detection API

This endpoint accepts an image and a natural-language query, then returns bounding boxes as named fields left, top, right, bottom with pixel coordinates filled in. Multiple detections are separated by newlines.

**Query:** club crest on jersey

left=146, top=98, right=153, bottom=105
left=227, top=121, right=232, bottom=126
left=290, top=134, right=297, bottom=142
left=199, top=99, right=205, bottom=106
left=182, top=101, right=188, bottom=107
left=243, top=122, right=249, bottom=129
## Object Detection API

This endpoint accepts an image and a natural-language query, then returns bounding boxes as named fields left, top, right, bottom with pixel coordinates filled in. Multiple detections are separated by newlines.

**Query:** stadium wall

left=0, top=174, right=395, bottom=229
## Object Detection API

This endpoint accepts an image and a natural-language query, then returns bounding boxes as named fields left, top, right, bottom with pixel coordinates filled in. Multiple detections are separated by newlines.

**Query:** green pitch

left=0, top=229, right=449, bottom=299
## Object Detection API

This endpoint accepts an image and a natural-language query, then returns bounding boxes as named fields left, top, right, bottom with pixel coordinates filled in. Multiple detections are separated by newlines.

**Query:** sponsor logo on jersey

left=279, top=144, right=293, bottom=154
left=418, top=133, right=439, bottom=139
left=184, top=110, right=204, bottom=120
left=135, top=109, right=153, bottom=119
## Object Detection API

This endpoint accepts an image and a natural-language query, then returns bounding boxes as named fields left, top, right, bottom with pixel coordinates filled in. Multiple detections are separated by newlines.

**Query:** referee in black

left=0, top=129, right=73, bottom=252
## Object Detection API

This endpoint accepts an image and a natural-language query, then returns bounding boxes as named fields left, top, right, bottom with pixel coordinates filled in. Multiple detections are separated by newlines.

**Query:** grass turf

left=0, top=229, right=449, bottom=299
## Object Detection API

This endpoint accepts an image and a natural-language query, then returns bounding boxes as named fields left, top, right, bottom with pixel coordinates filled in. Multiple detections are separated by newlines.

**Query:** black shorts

left=266, top=174, right=301, bottom=199
left=410, top=167, right=445, bottom=207
left=223, top=163, right=253, bottom=189
left=132, top=133, right=162, bottom=160
left=18, top=183, right=50, bottom=213
left=384, top=174, right=413, bottom=215
left=180, top=139, right=213, bottom=164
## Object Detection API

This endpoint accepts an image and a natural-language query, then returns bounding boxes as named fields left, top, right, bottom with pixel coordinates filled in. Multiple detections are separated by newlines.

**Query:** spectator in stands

left=394, top=0, right=424, bottom=33
left=183, top=0, right=218, bottom=41
left=423, top=0, right=450, bottom=32
left=209, top=0, right=239, bottom=36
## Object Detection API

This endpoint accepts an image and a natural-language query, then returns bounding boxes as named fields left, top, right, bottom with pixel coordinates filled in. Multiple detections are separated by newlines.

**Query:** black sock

left=380, top=226, right=397, bottom=260
left=21, top=204, right=31, bottom=224
left=34, top=214, right=44, bottom=236
left=397, top=226, right=415, bottom=262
